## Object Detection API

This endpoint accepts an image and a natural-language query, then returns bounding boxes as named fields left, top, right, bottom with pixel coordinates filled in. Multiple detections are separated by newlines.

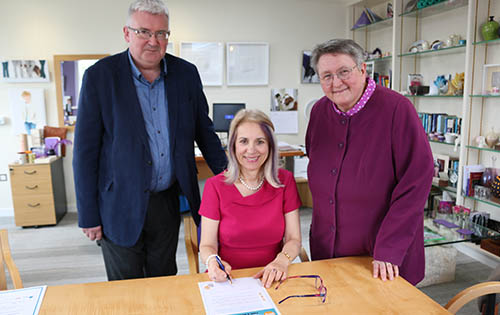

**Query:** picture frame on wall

left=1, top=60, right=50, bottom=83
left=226, top=42, right=269, bottom=86
left=180, top=42, right=224, bottom=86
left=301, top=50, right=319, bottom=84
left=482, top=63, right=500, bottom=95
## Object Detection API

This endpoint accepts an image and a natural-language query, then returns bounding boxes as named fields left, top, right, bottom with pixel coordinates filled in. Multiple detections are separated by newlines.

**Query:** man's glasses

left=275, top=275, right=327, bottom=304
left=127, top=26, right=170, bottom=41
left=319, top=64, right=358, bottom=84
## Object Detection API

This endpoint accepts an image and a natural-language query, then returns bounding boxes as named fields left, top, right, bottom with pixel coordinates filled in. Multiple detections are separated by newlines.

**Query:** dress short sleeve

left=199, top=176, right=221, bottom=221
left=280, top=169, right=302, bottom=213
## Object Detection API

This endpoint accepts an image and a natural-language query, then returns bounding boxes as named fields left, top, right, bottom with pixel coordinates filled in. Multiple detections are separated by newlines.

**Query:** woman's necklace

left=238, top=176, right=264, bottom=191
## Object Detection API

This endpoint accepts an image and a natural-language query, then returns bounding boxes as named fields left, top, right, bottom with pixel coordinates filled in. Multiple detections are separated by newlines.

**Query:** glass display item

left=481, top=16, right=499, bottom=41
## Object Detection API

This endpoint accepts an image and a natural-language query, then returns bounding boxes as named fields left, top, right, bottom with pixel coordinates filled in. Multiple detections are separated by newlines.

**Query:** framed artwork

left=1, top=60, right=50, bottom=83
left=434, top=154, right=450, bottom=176
left=365, top=61, right=375, bottom=79
left=226, top=42, right=269, bottom=86
left=8, top=88, right=47, bottom=135
left=180, top=42, right=224, bottom=86
left=301, top=51, right=319, bottom=83
left=482, top=64, right=500, bottom=94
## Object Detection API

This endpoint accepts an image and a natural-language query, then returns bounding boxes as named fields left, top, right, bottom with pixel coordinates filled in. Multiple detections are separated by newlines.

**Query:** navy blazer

left=73, top=50, right=227, bottom=247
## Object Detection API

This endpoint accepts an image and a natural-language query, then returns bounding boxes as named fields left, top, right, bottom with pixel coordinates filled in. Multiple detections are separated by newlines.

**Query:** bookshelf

left=348, top=0, right=500, bottom=222
left=350, top=0, right=394, bottom=89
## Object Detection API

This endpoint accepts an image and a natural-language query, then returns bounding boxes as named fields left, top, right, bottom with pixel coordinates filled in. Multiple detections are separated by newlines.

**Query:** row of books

left=373, top=73, right=390, bottom=88
left=418, top=112, right=462, bottom=135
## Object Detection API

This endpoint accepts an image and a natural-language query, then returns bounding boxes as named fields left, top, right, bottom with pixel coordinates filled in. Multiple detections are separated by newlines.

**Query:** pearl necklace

left=238, top=176, right=264, bottom=191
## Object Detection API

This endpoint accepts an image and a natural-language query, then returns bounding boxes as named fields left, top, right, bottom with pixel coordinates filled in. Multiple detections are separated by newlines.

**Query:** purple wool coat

left=306, top=85, right=433, bottom=285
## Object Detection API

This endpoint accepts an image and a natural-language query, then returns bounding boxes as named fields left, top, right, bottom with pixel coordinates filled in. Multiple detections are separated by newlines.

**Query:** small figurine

left=434, top=75, right=448, bottom=95
left=446, top=72, right=465, bottom=96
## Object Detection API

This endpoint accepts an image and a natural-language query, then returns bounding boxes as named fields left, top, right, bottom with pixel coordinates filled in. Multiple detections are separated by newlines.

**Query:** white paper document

left=198, top=277, right=280, bottom=315
left=270, top=111, right=298, bottom=134
left=0, top=285, right=47, bottom=315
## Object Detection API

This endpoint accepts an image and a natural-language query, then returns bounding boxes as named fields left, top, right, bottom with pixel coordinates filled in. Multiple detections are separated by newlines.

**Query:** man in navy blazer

left=73, top=0, right=227, bottom=280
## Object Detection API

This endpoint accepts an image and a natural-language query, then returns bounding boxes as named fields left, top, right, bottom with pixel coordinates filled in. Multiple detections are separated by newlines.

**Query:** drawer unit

left=9, top=158, right=67, bottom=227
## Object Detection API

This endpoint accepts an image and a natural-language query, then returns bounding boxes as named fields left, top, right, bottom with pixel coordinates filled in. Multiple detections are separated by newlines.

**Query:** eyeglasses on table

left=275, top=274, right=327, bottom=304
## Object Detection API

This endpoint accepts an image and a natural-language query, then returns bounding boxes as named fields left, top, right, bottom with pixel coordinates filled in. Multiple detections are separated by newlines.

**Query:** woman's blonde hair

left=224, top=109, right=282, bottom=188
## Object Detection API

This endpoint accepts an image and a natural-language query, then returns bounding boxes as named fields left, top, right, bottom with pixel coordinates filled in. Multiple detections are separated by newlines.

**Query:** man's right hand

left=82, top=226, right=102, bottom=241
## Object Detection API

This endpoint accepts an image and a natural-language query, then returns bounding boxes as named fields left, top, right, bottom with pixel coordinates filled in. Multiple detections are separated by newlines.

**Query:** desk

left=196, top=150, right=313, bottom=207
left=39, top=257, right=449, bottom=314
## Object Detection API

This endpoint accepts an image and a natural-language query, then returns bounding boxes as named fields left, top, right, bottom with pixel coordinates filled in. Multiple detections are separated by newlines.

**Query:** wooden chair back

left=0, top=229, right=23, bottom=290
left=183, top=216, right=310, bottom=274
left=184, top=216, right=200, bottom=274
left=445, top=281, right=500, bottom=314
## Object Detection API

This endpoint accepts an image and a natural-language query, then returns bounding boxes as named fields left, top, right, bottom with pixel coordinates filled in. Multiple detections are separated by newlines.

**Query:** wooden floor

left=0, top=209, right=495, bottom=314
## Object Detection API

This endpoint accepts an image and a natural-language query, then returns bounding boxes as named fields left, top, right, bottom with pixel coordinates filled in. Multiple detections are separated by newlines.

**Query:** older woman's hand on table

left=372, top=259, right=399, bottom=281
left=254, top=254, right=290, bottom=288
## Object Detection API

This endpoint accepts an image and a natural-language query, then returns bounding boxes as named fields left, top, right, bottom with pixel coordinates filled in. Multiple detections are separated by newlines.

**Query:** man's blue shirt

left=128, top=52, right=173, bottom=192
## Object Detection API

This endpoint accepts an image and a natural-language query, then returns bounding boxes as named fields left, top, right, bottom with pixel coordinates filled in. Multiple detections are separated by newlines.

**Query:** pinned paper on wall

left=8, top=88, right=47, bottom=135
left=270, top=111, right=298, bottom=134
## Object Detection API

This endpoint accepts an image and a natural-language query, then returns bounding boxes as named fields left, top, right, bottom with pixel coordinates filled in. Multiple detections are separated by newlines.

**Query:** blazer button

left=340, top=119, right=346, bottom=125
left=329, top=199, right=334, bottom=204
left=147, top=161, right=152, bottom=166
left=331, top=168, right=337, bottom=175
left=338, top=143, right=344, bottom=148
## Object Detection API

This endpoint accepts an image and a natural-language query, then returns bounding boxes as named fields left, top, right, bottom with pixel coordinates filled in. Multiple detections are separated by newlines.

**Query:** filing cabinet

left=9, top=158, right=67, bottom=227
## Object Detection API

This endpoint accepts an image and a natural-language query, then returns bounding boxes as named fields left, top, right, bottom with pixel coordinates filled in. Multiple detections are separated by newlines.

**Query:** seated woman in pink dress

left=199, top=109, right=302, bottom=288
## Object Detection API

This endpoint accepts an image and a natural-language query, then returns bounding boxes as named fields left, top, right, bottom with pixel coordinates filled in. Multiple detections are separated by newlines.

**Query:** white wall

left=0, top=0, right=348, bottom=215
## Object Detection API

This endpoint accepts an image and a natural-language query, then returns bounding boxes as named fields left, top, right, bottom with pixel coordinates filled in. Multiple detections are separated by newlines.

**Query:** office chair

left=0, top=229, right=23, bottom=290
left=445, top=281, right=500, bottom=315
left=184, top=216, right=310, bottom=274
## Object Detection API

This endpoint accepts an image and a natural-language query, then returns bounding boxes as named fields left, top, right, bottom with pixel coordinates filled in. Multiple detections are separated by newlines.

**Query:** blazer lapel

left=165, top=55, right=179, bottom=150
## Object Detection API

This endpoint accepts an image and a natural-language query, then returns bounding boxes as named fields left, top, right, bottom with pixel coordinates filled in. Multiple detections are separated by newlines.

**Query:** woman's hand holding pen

left=254, top=253, right=290, bottom=288
left=207, top=257, right=232, bottom=282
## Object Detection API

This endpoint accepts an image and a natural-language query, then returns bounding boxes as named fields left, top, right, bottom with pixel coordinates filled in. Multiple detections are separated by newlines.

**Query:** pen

left=215, top=255, right=232, bottom=284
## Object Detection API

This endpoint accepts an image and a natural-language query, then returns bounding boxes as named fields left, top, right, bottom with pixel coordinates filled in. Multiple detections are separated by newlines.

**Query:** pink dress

left=199, top=168, right=301, bottom=269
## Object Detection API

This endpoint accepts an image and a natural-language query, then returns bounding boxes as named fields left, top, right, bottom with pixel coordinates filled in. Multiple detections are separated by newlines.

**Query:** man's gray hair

left=126, top=0, right=169, bottom=27
left=310, top=39, right=365, bottom=73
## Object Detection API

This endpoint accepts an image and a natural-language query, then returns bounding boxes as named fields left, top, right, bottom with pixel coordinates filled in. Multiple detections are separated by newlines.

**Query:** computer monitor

left=212, top=103, right=246, bottom=133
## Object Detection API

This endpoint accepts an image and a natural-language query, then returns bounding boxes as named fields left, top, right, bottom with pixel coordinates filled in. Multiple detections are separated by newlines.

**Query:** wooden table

left=39, top=257, right=450, bottom=314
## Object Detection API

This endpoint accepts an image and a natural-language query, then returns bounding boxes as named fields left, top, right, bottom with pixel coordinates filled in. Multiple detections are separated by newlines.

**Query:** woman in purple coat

left=306, top=39, right=433, bottom=285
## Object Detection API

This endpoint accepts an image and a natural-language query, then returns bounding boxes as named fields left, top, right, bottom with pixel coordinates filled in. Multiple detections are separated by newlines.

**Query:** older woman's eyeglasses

left=275, top=275, right=327, bottom=304
left=127, top=26, right=170, bottom=41
left=319, top=65, right=358, bottom=84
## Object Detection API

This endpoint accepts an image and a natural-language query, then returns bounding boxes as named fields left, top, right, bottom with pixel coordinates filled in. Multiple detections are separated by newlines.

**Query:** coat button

left=331, top=168, right=337, bottom=175
left=329, top=199, right=334, bottom=204
left=338, top=143, right=344, bottom=148
left=340, top=119, right=346, bottom=125
left=144, top=189, right=149, bottom=193
left=331, top=226, right=335, bottom=232
left=147, top=161, right=152, bottom=166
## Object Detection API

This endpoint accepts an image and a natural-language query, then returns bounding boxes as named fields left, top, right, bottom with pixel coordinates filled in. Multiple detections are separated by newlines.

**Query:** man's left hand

left=372, top=259, right=399, bottom=281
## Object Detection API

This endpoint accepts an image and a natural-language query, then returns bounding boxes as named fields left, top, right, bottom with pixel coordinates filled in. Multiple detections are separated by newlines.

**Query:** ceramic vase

left=481, top=16, right=499, bottom=41
left=486, top=128, right=499, bottom=148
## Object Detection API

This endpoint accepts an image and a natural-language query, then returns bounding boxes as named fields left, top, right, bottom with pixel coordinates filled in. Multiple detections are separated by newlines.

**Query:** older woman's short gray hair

left=310, top=39, right=365, bottom=73
left=127, top=0, right=169, bottom=27
left=224, top=109, right=282, bottom=188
